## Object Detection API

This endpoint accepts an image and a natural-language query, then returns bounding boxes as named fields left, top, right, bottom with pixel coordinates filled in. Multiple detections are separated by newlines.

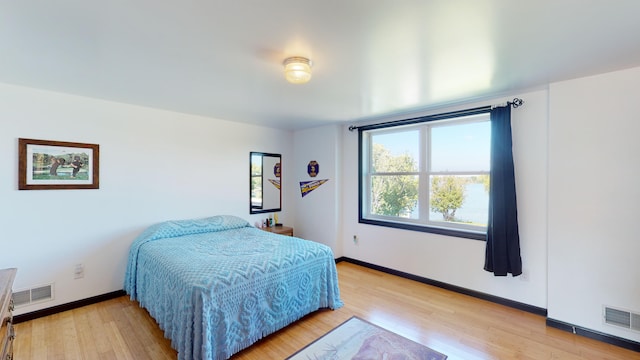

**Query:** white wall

left=548, top=67, right=640, bottom=342
left=0, top=83, right=294, bottom=316
left=293, top=125, right=342, bottom=254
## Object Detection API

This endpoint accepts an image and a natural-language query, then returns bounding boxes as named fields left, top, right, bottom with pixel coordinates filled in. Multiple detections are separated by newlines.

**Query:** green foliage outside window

left=430, top=176, right=466, bottom=221
left=371, top=144, right=418, bottom=217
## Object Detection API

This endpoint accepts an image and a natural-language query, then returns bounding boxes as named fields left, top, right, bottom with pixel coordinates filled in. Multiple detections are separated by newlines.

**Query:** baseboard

left=336, top=257, right=546, bottom=316
left=337, top=257, right=640, bottom=353
left=547, top=318, right=640, bottom=353
left=12, top=290, right=126, bottom=324
left=14, top=264, right=639, bottom=354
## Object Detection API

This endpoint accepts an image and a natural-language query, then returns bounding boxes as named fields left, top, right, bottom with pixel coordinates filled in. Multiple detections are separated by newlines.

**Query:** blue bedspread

left=124, top=215, right=343, bottom=360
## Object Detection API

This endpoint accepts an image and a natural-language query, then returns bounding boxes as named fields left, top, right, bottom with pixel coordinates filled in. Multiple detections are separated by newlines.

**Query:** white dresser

left=0, top=268, right=16, bottom=360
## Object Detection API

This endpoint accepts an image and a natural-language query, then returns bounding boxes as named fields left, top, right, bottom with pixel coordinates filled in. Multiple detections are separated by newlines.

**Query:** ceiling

left=3, top=1, right=640, bottom=130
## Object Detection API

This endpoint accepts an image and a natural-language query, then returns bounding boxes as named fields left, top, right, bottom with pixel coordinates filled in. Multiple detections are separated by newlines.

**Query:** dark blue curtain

left=484, top=105, right=522, bottom=276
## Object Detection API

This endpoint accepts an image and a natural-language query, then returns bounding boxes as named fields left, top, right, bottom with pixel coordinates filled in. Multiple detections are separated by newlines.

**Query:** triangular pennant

left=268, top=179, right=280, bottom=190
left=299, top=179, right=329, bottom=197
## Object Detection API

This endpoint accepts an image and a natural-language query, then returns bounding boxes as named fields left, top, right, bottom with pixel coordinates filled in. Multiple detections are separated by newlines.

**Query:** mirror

left=250, top=152, right=282, bottom=214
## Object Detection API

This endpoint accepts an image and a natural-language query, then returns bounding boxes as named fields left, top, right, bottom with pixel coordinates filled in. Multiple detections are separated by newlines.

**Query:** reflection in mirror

left=250, top=152, right=282, bottom=214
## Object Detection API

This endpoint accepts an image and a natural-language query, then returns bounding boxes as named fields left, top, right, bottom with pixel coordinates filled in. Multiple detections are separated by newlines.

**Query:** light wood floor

left=14, top=262, right=640, bottom=359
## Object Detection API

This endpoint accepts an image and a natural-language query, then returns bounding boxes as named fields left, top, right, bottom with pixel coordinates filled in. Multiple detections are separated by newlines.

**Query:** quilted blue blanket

left=124, top=215, right=343, bottom=360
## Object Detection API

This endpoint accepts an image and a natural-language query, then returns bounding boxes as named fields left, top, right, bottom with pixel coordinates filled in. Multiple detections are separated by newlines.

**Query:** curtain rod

left=348, top=97, right=524, bottom=132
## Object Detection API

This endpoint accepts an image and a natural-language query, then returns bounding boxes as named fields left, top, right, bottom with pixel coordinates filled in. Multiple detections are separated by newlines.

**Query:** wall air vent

left=12, top=284, right=54, bottom=307
left=604, top=306, right=640, bottom=332
left=12, top=289, right=31, bottom=307
left=633, top=313, right=640, bottom=332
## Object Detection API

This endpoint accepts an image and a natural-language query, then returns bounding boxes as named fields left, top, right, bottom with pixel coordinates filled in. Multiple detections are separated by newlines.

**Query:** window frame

left=358, top=108, right=491, bottom=241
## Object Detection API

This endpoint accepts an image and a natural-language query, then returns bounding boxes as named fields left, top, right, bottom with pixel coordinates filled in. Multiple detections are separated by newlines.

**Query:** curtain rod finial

left=348, top=125, right=358, bottom=132
left=510, top=98, right=524, bottom=108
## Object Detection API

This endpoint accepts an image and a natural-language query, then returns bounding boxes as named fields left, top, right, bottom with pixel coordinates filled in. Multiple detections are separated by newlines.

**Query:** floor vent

left=604, top=306, right=640, bottom=332
left=12, top=284, right=54, bottom=307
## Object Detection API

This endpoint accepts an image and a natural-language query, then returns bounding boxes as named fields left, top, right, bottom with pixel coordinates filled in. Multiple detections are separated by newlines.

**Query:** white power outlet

left=74, top=264, right=85, bottom=279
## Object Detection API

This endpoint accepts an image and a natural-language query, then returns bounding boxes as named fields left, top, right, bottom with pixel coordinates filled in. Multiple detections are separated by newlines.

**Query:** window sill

left=358, top=218, right=486, bottom=241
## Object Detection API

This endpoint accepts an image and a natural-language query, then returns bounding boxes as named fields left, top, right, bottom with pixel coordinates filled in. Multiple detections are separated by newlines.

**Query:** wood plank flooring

left=14, top=262, right=640, bottom=359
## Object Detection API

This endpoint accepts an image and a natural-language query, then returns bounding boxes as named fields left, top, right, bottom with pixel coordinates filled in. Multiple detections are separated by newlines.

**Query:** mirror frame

left=250, top=152, right=282, bottom=214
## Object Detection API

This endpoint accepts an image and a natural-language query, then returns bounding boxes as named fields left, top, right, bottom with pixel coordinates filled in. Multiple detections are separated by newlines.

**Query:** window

left=359, top=111, right=490, bottom=240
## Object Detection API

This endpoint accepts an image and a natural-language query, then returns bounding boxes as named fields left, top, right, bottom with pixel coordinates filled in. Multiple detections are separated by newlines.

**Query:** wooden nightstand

left=261, top=226, right=294, bottom=236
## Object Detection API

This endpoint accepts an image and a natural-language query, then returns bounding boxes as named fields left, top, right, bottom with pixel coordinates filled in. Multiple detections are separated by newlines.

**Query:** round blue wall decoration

left=274, top=162, right=281, bottom=178
left=307, top=160, right=319, bottom=177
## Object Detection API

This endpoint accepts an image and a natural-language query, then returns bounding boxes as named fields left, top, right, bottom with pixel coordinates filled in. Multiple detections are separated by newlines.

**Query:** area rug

left=287, top=316, right=447, bottom=360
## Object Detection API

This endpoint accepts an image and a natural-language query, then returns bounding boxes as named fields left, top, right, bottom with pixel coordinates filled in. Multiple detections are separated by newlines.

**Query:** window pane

left=429, top=175, right=489, bottom=226
left=431, top=120, right=490, bottom=172
left=371, top=130, right=419, bottom=173
left=371, top=174, right=419, bottom=219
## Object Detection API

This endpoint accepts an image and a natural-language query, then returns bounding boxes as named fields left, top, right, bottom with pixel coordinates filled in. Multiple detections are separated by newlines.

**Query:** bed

left=124, top=215, right=343, bottom=360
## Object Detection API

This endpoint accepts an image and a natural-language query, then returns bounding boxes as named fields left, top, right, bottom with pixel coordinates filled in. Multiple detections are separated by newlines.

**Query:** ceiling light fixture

left=283, top=56, right=312, bottom=84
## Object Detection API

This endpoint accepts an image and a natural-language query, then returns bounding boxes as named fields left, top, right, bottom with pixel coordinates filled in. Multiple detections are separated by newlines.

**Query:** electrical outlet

left=353, top=235, right=358, bottom=244
left=74, top=264, right=85, bottom=279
